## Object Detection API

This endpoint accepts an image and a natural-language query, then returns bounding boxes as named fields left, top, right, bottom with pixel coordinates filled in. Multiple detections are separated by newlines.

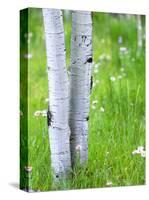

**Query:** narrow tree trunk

left=69, top=11, right=92, bottom=167
left=42, top=9, right=71, bottom=181
left=137, top=15, right=142, bottom=50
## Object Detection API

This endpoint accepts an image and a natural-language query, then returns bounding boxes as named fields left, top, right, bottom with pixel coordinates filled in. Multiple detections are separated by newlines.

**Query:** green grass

left=20, top=8, right=145, bottom=191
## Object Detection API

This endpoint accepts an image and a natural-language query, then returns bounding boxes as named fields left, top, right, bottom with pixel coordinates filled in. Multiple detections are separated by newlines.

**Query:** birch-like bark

left=42, top=9, right=71, bottom=181
left=69, top=11, right=92, bottom=167
left=137, top=15, right=142, bottom=50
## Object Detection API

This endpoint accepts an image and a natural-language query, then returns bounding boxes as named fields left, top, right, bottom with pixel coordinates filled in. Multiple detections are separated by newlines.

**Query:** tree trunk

left=137, top=15, right=142, bottom=50
left=42, top=9, right=71, bottom=181
left=69, top=11, right=92, bottom=167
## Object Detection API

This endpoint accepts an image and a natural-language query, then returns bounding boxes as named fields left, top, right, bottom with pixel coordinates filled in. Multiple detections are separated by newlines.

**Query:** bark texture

left=42, top=9, right=71, bottom=180
left=69, top=11, right=92, bottom=167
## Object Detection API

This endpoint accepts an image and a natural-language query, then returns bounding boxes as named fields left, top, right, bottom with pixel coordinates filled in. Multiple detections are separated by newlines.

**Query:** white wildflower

left=92, top=100, right=98, bottom=109
left=137, top=146, right=144, bottom=153
left=75, top=144, right=81, bottom=151
left=106, top=181, right=112, bottom=186
left=24, top=53, right=32, bottom=59
left=92, top=100, right=98, bottom=105
left=141, top=151, right=146, bottom=158
left=45, top=98, right=49, bottom=103
left=100, top=107, right=105, bottom=112
left=132, top=146, right=145, bottom=158
left=34, top=111, right=41, bottom=117
left=41, top=110, right=47, bottom=117
left=99, top=53, right=111, bottom=61
left=110, top=76, right=116, bottom=81
left=132, top=149, right=140, bottom=155
left=120, top=47, right=127, bottom=54
left=34, top=110, right=47, bottom=117
left=93, top=82, right=96, bottom=88
left=24, top=166, right=32, bottom=173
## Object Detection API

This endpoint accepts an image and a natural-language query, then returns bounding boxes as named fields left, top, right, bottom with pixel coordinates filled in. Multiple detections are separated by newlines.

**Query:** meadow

left=20, top=8, right=145, bottom=191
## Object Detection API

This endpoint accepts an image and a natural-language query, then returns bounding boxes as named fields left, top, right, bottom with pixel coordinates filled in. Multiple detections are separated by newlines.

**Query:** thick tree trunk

left=69, top=11, right=92, bottom=167
left=42, top=9, right=71, bottom=181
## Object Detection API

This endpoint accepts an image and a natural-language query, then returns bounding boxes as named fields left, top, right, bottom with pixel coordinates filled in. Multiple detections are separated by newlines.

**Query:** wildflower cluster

left=24, top=166, right=32, bottom=173
left=34, top=110, right=47, bottom=117
left=132, top=146, right=146, bottom=158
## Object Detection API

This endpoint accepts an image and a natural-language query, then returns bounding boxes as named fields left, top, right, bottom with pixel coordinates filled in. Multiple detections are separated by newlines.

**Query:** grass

left=20, top=8, right=145, bottom=191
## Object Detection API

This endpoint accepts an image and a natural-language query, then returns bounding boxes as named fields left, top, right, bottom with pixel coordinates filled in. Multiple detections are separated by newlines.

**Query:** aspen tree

left=43, top=8, right=71, bottom=180
left=69, top=11, right=92, bottom=167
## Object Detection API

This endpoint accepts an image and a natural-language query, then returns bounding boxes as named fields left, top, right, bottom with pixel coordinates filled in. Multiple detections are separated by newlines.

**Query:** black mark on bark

left=90, top=75, right=93, bottom=93
left=47, top=107, right=52, bottom=126
left=82, top=35, right=87, bottom=43
left=86, top=116, right=89, bottom=121
left=56, top=174, right=59, bottom=178
left=85, top=57, right=92, bottom=64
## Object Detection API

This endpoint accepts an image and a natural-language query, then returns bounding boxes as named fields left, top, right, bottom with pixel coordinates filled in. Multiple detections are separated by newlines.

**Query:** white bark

left=69, top=11, right=92, bottom=167
left=42, top=9, right=71, bottom=180
left=137, top=15, right=142, bottom=50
